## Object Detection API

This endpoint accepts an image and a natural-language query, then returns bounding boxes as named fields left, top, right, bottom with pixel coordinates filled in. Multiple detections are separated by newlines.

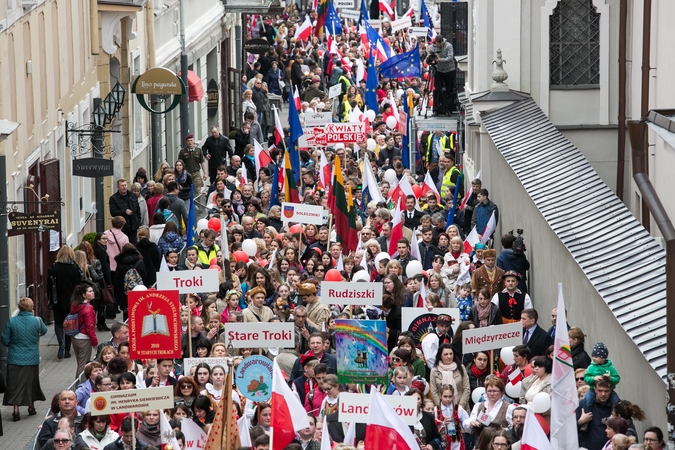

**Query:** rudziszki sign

left=320, top=282, right=383, bottom=305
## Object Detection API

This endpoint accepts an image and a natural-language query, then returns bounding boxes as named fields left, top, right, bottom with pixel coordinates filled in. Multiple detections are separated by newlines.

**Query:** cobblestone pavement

left=1, top=315, right=121, bottom=449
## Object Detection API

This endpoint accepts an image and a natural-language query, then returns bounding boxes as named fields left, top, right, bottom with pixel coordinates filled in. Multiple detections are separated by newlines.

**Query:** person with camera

left=497, top=232, right=530, bottom=294
left=426, top=35, right=456, bottom=116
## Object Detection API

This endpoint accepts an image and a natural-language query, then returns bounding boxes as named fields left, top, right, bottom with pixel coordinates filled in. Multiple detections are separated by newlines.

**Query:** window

left=549, top=0, right=600, bottom=87
left=440, top=2, right=468, bottom=56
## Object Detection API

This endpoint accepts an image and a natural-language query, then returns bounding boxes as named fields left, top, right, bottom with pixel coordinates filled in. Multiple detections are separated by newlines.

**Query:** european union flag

left=288, top=89, right=302, bottom=183
left=359, top=0, right=369, bottom=25
left=186, top=184, right=196, bottom=246
left=377, top=45, right=421, bottom=79
left=421, top=0, right=434, bottom=42
left=326, top=1, right=343, bottom=35
left=402, top=92, right=410, bottom=169
left=365, top=19, right=391, bottom=61
left=364, top=50, right=378, bottom=112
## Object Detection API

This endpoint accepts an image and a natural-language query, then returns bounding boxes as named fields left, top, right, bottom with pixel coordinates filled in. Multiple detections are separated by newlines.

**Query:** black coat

left=176, top=172, right=194, bottom=201
left=202, top=134, right=233, bottom=167
left=468, top=303, right=503, bottom=328
left=113, top=248, right=147, bottom=308
left=109, top=191, right=141, bottom=236
left=385, top=305, right=402, bottom=352
left=524, top=325, right=552, bottom=358
left=403, top=209, right=425, bottom=229
left=326, top=411, right=366, bottom=443
left=48, top=261, right=83, bottom=312
left=496, top=249, right=530, bottom=293
left=135, top=239, right=161, bottom=286
left=94, top=245, right=112, bottom=284
left=571, top=343, right=592, bottom=370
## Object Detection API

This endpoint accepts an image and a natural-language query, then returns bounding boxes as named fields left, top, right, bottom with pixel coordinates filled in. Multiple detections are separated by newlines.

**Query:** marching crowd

left=0, top=3, right=665, bottom=450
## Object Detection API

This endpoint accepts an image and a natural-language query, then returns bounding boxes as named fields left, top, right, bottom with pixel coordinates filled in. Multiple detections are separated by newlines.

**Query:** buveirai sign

left=72, top=158, right=114, bottom=177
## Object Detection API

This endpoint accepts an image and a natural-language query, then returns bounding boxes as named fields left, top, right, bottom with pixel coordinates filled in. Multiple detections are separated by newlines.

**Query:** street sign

left=391, top=16, right=412, bottom=32
left=324, top=123, right=366, bottom=144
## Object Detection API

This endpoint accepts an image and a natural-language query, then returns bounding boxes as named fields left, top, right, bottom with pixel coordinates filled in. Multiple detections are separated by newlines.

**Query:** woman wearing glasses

left=80, top=414, right=119, bottom=450
left=174, top=376, right=199, bottom=408
left=490, top=431, right=512, bottom=450
left=52, top=429, right=76, bottom=450
left=463, top=377, right=516, bottom=441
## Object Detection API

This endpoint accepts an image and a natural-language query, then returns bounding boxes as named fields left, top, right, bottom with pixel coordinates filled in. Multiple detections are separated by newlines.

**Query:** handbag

left=100, top=280, right=116, bottom=306
left=82, top=277, right=101, bottom=299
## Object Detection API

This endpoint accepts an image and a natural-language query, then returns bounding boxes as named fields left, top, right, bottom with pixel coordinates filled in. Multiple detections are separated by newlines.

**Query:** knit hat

left=592, top=342, right=608, bottom=359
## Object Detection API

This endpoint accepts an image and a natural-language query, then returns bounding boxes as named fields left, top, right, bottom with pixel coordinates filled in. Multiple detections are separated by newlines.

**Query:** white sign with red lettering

left=299, top=127, right=318, bottom=147
left=156, top=270, right=219, bottom=294
left=462, top=322, right=523, bottom=353
left=324, top=123, right=366, bottom=144
left=281, top=202, right=329, bottom=225
left=223, top=322, right=295, bottom=348
left=320, top=281, right=383, bottom=305
left=338, top=392, right=417, bottom=425
left=391, top=16, right=413, bottom=32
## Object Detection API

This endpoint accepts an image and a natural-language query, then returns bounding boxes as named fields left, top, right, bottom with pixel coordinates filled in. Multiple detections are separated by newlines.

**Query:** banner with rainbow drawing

left=335, top=319, right=388, bottom=385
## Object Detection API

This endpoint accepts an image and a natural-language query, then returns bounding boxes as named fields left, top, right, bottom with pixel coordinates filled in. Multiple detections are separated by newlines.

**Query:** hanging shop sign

left=132, top=67, right=186, bottom=114
left=72, top=157, right=114, bottom=177
left=244, top=38, right=272, bottom=55
left=8, top=210, right=60, bottom=233
left=207, top=79, right=219, bottom=117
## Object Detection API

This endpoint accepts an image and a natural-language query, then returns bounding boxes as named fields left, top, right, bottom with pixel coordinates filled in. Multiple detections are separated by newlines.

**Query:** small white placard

left=320, top=281, right=383, bottom=305
left=90, top=386, right=174, bottom=415
left=329, top=84, right=342, bottom=99
left=304, top=111, right=333, bottom=127
left=183, top=357, right=232, bottom=376
left=335, top=0, right=355, bottom=8
left=156, top=270, right=220, bottom=294
left=370, top=19, right=381, bottom=29
left=391, top=16, right=412, bottom=32
left=338, top=393, right=417, bottom=425
left=339, top=9, right=361, bottom=20
left=409, top=26, right=429, bottom=37
left=222, top=322, right=295, bottom=348
left=462, top=322, right=523, bottom=353
left=281, top=202, right=329, bottom=225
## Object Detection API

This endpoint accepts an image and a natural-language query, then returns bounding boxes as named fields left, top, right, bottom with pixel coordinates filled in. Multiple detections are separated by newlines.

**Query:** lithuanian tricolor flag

left=346, top=185, right=359, bottom=254
left=283, top=152, right=299, bottom=203
left=328, top=155, right=352, bottom=254
left=315, top=0, right=329, bottom=36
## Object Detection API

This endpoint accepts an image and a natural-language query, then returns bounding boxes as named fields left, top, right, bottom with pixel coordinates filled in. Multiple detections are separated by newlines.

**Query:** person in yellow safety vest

left=337, top=73, right=351, bottom=96
left=338, top=94, right=357, bottom=122
left=440, top=151, right=464, bottom=202
left=195, top=229, right=220, bottom=266
left=425, top=131, right=454, bottom=168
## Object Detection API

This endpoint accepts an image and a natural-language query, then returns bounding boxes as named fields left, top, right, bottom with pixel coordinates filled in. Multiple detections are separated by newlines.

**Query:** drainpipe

left=640, top=0, right=652, bottom=231
left=627, top=120, right=675, bottom=443
left=616, top=0, right=626, bottom=200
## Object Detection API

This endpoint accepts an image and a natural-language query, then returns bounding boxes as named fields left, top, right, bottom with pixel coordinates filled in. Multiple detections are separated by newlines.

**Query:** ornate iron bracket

left=65, top=121, right=120, bottom=158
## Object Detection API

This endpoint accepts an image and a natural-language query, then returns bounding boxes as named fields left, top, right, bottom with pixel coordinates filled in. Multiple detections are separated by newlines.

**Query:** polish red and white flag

left=271, top=358, right=310, bottom=450
left=253, top=139, right=273, bottom=180
left=420, top=171, right=440, bottom=202
left=294, top=16, right=313, bottom=41
left=364, top=388, right=419, bottom=450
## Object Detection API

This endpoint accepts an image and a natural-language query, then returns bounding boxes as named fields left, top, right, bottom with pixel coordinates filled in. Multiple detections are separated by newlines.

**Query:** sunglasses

left=575, top=377, right=584, bottom=381
left=181, top=384, right=193, bottom=389
left=54, top=439, right=71, bottom=445
left=391, top=356, right=402, bottom=362
left=315, top=268, right=325, bottom=272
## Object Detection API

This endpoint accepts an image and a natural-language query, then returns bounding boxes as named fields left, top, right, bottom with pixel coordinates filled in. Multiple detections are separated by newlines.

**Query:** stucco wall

left=483, top=133, right=666, bottom=433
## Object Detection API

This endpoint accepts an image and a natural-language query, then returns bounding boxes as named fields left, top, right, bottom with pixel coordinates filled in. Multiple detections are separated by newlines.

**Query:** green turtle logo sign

left=132, top=67, right=186, bottom=114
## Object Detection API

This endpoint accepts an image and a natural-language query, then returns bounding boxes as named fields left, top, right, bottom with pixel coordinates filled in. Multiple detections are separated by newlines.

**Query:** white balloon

left=242, top=239, right=258, bottom=257
left=396, top=89, right=405, bottom=99
left=386, top=116, right=398, bottom=129
left=197, top=218, right=209, bottom=232
left=352, top=270, right=370, bottom=282
left=406, top=260, right=423, bottom=278
left=367, top=138, right=377, bottom=151
left=366, top=109, right=376, bottom=121
left=531, top=392, right=551, bottom=413
left=504, top=381, right=521, bottom=399
left=132, top=285, right=147, bottom=291
left=500, top=346, right=515, bottom=366
left=305, top=108, right=314, bottom=113
left=471, top=387, right=486, bottom=404
left=375, top=252, right=391, bottom=267
left=384, top=169, right=398, bottom=185
left=335, top=143, right=345, bottom=150
left=317, top=102, right=326, bottom=109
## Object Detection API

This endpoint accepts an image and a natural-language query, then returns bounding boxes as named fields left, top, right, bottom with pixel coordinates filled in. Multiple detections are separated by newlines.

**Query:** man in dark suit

left=403, top=195, right=424, bottom=229
left=376, top=222, right=392, bottom=254
left=521, top=308, right=552, bottom=358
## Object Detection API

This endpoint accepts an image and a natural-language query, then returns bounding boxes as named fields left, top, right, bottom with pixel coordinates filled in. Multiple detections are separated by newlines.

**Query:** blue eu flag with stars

left=377, top=45, right=421, bottom=79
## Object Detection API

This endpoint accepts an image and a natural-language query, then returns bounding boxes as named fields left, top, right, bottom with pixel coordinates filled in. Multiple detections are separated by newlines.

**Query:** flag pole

left=188, top=305, right=193, bottom=358
left=223, top=358, right=234, bottom=450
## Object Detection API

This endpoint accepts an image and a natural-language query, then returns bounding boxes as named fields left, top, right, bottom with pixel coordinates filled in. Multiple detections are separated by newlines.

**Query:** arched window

left=550, top=0, right=600, bottom=87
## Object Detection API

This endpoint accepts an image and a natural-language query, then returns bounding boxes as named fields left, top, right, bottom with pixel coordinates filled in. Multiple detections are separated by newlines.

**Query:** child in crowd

left=205, top=313, right=225, bottom=341
left=180, top=306, right=190, bottom=334
left=425, top=292, right=442, bottom=311
left=582, top=342, right=621, bottom=404
left=386, top=365, right=411, bottom=396
left=187, top=294, right=202, bottom=317
left=437, top=385, right=470, bottom=450
left=456, top=283, right=473, bottom=321
left=423, top=398, right=436, bottom=414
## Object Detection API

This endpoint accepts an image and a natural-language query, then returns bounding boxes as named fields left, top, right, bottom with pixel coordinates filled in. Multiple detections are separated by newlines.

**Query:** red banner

left=128, top=290, right=182, bottom=359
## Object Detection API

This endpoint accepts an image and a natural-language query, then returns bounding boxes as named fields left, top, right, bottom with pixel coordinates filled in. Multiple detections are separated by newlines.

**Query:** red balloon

left=423, top=72, right=429, bottom=81
left=210, top=258, right=217, bottom=266
left=325, top=269, right=342, bottom=282
left=412, top=184, right=422, bottom=198
left=289, top=224, right=302, bottom=234
left=234, top=251, right=249, bottom=263
left=209, top=265, right=222, bottom=271
left=208, top=217, right=221, bottom=232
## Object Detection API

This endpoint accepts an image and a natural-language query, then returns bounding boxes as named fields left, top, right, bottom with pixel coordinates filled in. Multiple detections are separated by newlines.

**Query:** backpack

left=63, top=311, right=82, bottom=336
left=123, top=260, right=144, bottom=293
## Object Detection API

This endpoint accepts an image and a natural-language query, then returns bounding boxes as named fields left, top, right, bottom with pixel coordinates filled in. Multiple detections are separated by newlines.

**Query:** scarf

left=470, top=364, right=488, bottom=379
left=437, top=361, right=458, bottom=394
left=476, top=302, right=491, bottom=328
left=451, top=250, right=461, bottom=260
left=91, top=428, right=107, bottom=441
left=175, top=169, right=188, bottom=184
left=247, top=303, right=264, bottom=322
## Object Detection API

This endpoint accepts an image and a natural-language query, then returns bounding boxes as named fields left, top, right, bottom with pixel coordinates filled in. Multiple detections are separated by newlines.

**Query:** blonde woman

left=242, top=89, right=256, bottom=121
left=48, top=246, right=83, bottom=359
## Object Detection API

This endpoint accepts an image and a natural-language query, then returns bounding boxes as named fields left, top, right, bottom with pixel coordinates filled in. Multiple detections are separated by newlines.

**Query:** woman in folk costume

left=241, top=286, right=274, bottom=323
left=490, top=271, right=532, bottom=324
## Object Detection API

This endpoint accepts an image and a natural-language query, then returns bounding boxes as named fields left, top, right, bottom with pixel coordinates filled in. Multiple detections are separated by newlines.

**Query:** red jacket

left=146, top=194, right=163, bottom=225
left=69, top=302, right=98, bottom=346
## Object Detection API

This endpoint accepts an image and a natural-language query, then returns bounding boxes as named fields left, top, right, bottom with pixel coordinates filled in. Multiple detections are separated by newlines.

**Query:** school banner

left=281, top=202, right=329, bottom=225
left=401, top=307, right=460, bottom=345
left=128, top=290, right=182, bottom=359
left=335, top=319, right=388, bottom=385
left=91, top=387, right=174, bottom=415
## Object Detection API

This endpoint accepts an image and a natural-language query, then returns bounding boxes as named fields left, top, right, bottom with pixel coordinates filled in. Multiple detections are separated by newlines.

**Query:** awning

left=178, top=70, right=204, bottom=102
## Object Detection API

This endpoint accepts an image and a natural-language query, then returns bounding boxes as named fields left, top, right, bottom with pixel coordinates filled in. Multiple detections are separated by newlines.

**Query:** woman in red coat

left=70, top=284, right=99, bottom=380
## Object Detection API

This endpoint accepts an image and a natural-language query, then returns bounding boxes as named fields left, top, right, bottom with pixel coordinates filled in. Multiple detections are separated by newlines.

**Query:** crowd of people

left=0, top=3, right=666, bottom=450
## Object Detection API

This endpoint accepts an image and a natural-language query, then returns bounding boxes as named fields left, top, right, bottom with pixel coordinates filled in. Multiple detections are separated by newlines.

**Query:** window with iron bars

left=550, top=0, right=600, bottom=88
